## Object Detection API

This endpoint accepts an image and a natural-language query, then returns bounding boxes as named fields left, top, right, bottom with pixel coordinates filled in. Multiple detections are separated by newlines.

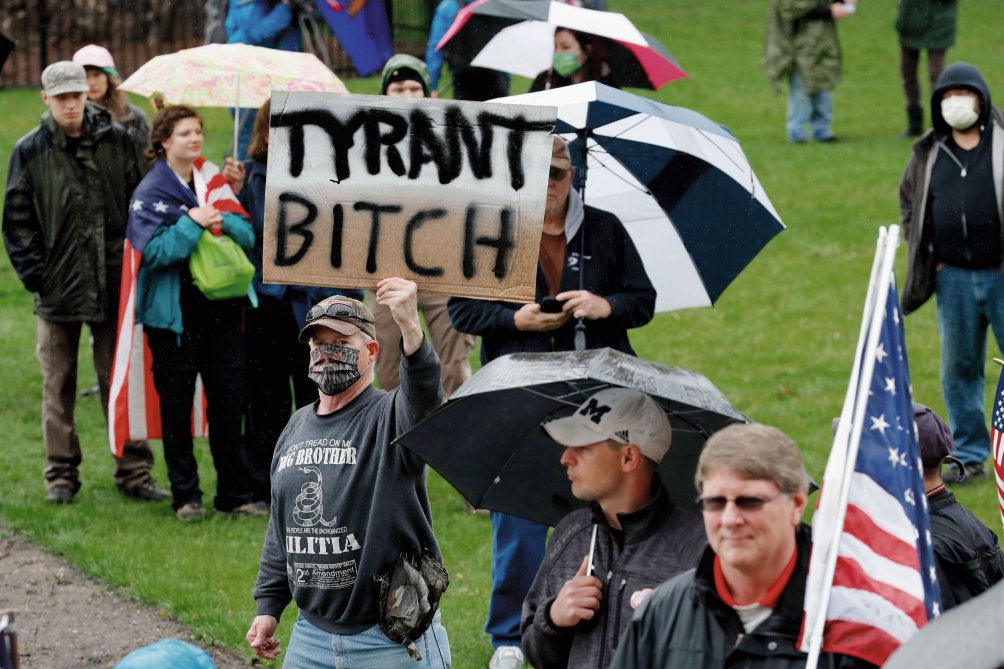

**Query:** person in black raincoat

left=912, top=402, right=1004, bottom=610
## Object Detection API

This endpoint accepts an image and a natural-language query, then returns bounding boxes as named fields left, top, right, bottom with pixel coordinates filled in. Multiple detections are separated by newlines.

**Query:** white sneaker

left=489, top=646, right=525, bottom=669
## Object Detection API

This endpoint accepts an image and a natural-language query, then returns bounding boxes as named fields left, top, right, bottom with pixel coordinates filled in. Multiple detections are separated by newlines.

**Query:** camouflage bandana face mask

left=308, top=344, right=362, bottom=396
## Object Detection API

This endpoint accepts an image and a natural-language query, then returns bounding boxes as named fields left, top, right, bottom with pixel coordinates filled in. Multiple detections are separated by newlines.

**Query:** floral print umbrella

left=120, top=43, right=348, bottom=156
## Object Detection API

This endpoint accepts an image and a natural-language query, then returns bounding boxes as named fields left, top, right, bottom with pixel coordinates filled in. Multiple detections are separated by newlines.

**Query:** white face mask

left=941, top=95, right=979, bottom=130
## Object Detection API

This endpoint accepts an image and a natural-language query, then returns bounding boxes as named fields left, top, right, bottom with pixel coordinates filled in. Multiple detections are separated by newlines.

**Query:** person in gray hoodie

left=520, top=388, right=706, bottom=669
left=900, top=62, right=1004, bottom=481
left=246, top=284, right=451, bottom=668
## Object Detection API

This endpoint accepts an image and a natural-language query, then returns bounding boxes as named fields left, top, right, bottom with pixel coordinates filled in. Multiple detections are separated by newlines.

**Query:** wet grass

left=2, top=0, right=1004, bottom=665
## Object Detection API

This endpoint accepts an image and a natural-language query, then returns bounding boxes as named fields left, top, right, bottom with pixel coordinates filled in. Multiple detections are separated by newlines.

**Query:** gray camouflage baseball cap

left=41, top=61, right=89, bottom=96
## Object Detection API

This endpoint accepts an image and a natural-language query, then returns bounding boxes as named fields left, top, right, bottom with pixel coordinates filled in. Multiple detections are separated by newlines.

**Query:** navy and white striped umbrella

left=499, top=82, right=785, bottom=312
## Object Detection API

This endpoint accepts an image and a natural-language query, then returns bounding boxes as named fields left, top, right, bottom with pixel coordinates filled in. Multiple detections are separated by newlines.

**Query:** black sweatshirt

left=253, top=337, right=443, bottom=634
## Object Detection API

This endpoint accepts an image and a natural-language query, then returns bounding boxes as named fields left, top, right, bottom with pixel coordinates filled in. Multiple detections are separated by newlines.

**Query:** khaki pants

left=371, top=293, right=475, bottom=397
left=36, top=316, right=154, bottom=491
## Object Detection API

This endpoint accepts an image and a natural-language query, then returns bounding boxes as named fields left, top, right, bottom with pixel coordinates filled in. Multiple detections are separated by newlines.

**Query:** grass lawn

left=2, top=1, right=1004, bottom=666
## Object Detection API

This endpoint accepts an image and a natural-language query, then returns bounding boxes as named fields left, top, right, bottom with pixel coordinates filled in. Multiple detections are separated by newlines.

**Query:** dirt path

left=0, top=528, right=249, bottom=668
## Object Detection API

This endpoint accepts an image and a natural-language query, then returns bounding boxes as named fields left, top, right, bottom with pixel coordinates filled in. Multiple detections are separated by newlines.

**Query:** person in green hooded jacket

left=895, top=0, right=959, bottom=137
left=763, top=0, right=856, bottom=143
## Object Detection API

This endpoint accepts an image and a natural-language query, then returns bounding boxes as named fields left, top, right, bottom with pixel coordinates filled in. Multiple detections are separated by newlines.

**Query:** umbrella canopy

left=396, top=348, right=748, bottom=526
left=120, top=43, right=347, bottom=160
left=436, top=0, right=685, bottom=90
left=497, top=82, right=785, bottom=312
left=119, top=43, right=347, bottom=108
left=883, top=580, right=1004, bottom=669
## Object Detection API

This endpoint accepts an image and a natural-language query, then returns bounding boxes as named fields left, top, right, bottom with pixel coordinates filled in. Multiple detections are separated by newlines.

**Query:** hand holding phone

left=540, top=296, right=564, bottom=313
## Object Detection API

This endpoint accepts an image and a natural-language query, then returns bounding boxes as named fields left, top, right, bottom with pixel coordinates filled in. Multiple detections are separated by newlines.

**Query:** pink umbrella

left=436, top=0, right=685, bottom=90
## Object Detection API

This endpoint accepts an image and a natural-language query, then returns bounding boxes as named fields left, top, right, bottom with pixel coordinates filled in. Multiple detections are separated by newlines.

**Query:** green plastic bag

left=188, top=229, right=255, bottom=300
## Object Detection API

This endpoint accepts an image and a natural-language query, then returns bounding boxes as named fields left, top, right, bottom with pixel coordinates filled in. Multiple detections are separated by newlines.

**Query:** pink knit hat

left=72, top=44, right=120, bottom=79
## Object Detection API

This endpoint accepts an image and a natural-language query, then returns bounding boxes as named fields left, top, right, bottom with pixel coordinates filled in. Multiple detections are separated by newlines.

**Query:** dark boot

left=900, top=105, right=923, bottom=138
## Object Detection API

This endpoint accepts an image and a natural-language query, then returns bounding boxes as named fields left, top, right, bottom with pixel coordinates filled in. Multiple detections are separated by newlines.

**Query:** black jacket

left=2, top=102, right=142, bottom=322
left=900, top=62, right=1004, bottom=313
left=521, top=478, right=706, bottom=669
left=928, top=487, right=1004, bottom=610
left=609, top=524, right=876, bottom=669
left=448, top=204, right=655, bottom=363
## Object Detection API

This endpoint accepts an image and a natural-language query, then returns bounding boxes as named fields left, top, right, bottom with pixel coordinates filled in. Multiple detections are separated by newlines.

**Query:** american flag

left=802, top=270, right=940, bottom=667
left=108, top=157, right=247, bottom=456
left=989, top=364, right=1004, bottom=528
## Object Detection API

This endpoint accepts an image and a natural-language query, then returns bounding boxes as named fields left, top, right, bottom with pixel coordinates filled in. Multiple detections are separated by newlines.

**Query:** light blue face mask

left=553, top=51, right=583, bottom=78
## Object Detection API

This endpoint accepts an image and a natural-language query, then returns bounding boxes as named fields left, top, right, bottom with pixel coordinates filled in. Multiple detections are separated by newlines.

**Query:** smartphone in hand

left=540, top=296, right=564, bottom=313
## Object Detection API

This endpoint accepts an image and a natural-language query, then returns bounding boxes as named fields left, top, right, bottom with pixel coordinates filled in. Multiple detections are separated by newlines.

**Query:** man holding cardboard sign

left=248, top=279, right=451, bottom=667
left=371, top=54, right=477, bottom=397
left=448, top=136, right=656, bottom=668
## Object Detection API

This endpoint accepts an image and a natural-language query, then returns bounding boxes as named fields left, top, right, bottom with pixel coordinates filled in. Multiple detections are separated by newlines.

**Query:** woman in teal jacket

left=128, top=105, right=262, bottom=521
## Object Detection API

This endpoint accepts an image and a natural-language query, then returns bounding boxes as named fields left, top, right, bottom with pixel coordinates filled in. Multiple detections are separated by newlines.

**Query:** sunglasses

left=548, top=166, right=570, bottom=181
left=695, top=491, right=785, bottom=513
left=305, top=302, right=373, bottom=325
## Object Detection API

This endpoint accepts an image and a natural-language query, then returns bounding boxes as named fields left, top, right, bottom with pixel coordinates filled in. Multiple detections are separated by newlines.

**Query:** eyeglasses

left=695, top=492, right=786, bottom=513
left=305, top=302, right=373, bottom=325
left=548, top=166, right=570, bottom=182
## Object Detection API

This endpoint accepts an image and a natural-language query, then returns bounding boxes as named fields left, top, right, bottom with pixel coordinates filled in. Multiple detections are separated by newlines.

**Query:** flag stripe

left=845, top=472, right=918, bottom=548
left=837, top=533, right=924, bottom=601
left=108, top=243, right=140, bottom=455
left=832, top=555, right=926, bottom=627
left=128, top=325, right=149, bottom=440
left=823, top=618, right=902, bottom=668
left=842, top=503, right=920, bottom=571
left=825, top=585, right=920, bottom=643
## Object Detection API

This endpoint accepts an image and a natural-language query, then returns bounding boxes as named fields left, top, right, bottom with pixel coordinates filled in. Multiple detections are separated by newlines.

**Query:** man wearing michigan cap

left=521, top=388, right=706, bottom=669
left=449, top=136, right=656, bottom=669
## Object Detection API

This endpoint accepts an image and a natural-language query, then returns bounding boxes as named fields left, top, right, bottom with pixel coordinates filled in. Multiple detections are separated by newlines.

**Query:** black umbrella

left=883, top=580, right=1004, bottom=669
left=0, top=32, right=14, bottom=75
left=396, top=348, right=747, bottom=526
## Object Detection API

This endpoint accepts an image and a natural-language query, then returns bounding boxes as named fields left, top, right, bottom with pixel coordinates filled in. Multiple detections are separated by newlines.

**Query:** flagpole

left=802, top=226, right=889, bottom=663
left=993, top=358, right=1004, bottom=530
left=804, top=226, right=901, bottom=669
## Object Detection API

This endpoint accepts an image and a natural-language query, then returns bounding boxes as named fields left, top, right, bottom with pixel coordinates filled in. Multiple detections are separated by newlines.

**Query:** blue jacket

left=226, top=0, right=301, bottom=52
left=425, top=0, right=459, bottom=91
left=136, top=212, right=255, bottom=334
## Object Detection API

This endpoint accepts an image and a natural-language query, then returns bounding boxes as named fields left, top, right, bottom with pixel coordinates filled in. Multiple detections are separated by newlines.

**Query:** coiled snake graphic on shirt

left=292, top=466, right=338, bottom=527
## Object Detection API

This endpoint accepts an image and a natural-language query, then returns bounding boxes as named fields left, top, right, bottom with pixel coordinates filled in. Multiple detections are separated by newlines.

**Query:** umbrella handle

left=586, top=524, right=598, bottom=576
left=233, top=77, right=240, bottom=162
left=574, top=319, right=586, bottom=351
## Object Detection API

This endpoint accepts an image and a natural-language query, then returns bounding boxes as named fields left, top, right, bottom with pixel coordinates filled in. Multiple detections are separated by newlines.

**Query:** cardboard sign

left=263, top=91, right=557, bottom=302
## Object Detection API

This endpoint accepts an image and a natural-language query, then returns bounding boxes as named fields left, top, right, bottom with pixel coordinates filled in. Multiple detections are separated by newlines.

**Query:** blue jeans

left=787, top=69, right=834, bottom=142
left=935, top=265, right=1004, bottom=465
left=282, top=612, right=451, bottom=669
left=486, top=512, right=548, bottom=647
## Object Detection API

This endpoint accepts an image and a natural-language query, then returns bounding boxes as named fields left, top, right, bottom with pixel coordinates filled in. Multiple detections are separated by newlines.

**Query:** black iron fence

left=0, top=0, right=436, bottom=89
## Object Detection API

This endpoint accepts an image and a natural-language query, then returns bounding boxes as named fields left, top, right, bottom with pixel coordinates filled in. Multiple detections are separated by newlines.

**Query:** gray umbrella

left=396, top=348, right=748, bottom=526
left=883, top=579, right=1004, bottom=669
